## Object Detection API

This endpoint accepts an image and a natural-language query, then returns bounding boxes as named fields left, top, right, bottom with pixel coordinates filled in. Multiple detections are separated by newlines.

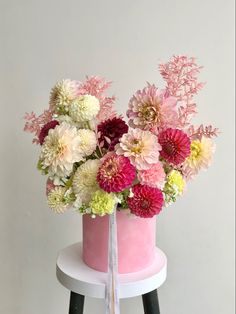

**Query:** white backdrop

left=0, top=0, right=235, bottom=313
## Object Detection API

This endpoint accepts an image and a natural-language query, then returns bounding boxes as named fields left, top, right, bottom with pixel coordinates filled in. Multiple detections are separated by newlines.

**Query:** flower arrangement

left=24, top=55, right=219, bottom=219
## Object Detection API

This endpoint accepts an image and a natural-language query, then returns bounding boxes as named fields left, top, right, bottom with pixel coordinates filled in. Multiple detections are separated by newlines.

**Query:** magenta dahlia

left=38, top=120, right=59, bottom=145
left=158, top=128, right=191, bottom=165
left=97, top=153, right=136, bottom=192
left=127, top=184, right=164, bottom=218
left=97, top=117, right=128, bottom=150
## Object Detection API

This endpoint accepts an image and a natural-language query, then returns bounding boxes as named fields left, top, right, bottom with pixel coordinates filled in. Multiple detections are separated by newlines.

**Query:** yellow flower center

left=103, top=159, right=119, bottom=178
left=131, top=139, right=144, bottom=154
left=56, top=140, right=67, bottom=157
left=141, top=199, right=149, bottom=209
left=189, top=141, right=202, bottom=162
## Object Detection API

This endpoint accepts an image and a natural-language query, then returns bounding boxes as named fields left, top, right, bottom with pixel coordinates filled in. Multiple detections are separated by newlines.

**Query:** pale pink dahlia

left=116, top=128, right=161, bottom=170
left=137, top=162, right=166, bottom=189
left=40, top=123, right=83, bottom=177
left=127, top=84, right=178, bottom=133
left=97, top=153, right=136, bottom=193
left=127, top=184, right=164, bottom=218
left=158, top=128, right=191, bottom=165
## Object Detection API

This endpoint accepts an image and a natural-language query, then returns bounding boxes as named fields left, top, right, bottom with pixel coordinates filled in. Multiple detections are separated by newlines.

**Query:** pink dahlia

left=127, top=84, right=178, bottom=133
left=158, top=128, right=191, bottom=165
left=127, top=184, right=164, bottom=218
left=97, top=117, right=128, bottom=150
left=116, top=128, right=161, bottom=170
left=97, top=153, right=136, bottom=192
left=137, top=162, right=166, bottom=189
left=38, top=120, right=59, bottom=145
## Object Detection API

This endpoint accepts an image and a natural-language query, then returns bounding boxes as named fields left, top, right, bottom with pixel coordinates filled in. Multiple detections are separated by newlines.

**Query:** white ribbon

left=105, top=205, right=120, bottom=314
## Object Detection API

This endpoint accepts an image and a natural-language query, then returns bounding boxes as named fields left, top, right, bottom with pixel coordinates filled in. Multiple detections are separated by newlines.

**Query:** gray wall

left=0, top=0, right=235, bottom=313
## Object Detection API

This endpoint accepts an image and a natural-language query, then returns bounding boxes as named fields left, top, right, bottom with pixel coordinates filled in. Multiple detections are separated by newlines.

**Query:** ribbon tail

left=105, top=204, right=120, bottom=314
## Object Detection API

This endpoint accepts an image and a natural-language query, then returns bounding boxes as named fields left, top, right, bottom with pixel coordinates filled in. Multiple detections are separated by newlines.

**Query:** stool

left=56, top=243, right=167, bottom=313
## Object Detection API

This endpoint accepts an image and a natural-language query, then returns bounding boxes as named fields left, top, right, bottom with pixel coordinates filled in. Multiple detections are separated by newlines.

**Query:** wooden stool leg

left=142, top=289, right=160, bottom=314
left=69, top=291, right=85, bottom=314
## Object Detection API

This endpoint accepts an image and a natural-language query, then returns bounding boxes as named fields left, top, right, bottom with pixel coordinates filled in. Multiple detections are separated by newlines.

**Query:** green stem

left=86, top=121, right=91, bottom=130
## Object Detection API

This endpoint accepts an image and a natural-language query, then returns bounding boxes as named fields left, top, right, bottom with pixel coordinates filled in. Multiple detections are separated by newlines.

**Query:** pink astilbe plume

left=24, top=110, right=53, bottom=144
left=159, top=55, right=205, bottom=127
left=187, top=124, right=219, bottom=140
left=78, top=76, right=116, bottom=122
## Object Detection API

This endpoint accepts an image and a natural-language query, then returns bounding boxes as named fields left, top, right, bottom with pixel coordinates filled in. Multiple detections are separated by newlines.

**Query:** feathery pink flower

left=187, top=124, right=219, bottom=140
left=159, top=55, right=205, bottom=128
left=159, top=55, right=204, bottom=103
left=24, top=110, right=53, bottom=144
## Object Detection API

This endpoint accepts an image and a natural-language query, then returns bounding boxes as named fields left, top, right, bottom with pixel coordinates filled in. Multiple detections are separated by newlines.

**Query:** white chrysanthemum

left=77, top=129, right=97, bottom=156
left=69, top=95, right=100, bottom=122
left=50, top=79, right=78, bottom=113
left=40, top=123, right=83, bottom=177
left=56, top=115, right=77, bottom=125
left=72, top=159, right=100, bottom=204
left=47, top=186, right=69, bottom=213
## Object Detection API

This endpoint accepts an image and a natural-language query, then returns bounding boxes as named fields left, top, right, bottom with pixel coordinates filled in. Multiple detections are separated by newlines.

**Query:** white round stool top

left=56, top=242, right=167, bottom=299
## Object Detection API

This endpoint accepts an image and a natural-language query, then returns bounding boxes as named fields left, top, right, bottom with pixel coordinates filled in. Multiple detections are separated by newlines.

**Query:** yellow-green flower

left=89, top=190, right=116, bottom=216
left=164, top=170, right=185, bottom=205
left=167, top=170, right=185, bottom=194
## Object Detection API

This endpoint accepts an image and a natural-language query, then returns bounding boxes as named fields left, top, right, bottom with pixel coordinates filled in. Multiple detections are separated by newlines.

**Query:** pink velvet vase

left=82, top=210, right=156, bottom=274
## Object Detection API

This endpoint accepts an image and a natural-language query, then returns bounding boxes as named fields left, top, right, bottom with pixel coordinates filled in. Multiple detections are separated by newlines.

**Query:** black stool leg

left=142, top=289, right=160, bottom=314
left=69, top=291, right=85, bottom=314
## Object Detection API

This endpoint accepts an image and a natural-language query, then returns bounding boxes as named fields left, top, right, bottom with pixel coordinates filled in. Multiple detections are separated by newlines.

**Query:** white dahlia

left=182, top=137, right=215, bottom=179
left=49, top=79, right=79, bottom=113
left=69, top=95, right=100, bottom=122
left=72, top=159, right=100, bottom=204
left=47, top=186, right=69, bottom=213
left=77, top=129, right=97, bottom=156
left=40, top=123, right=83, bottom=177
